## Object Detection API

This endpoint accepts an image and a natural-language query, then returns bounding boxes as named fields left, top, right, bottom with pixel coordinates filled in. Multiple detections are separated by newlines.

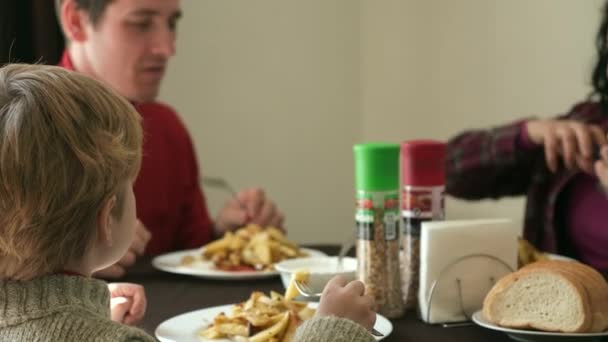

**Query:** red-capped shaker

left=399, top=140, right=446, bottom=310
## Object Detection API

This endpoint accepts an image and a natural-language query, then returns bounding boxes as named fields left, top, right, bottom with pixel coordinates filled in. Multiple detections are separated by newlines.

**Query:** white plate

left=152, top=248, right=326, bottom=280
left=472, top=310, right=608, bottom=342
left=155, top=302, right=393, bottom=342
left=546, top=253, right=576, bottom=262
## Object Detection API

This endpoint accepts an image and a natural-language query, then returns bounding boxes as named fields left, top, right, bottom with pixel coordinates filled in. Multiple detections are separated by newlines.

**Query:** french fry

left=231, top=306, right=244, bottom=317
left=241, top=312, right=273, bottom=327
left=203, top=238, right=231, bottom=258
left=254, top=243, right=272, bottom=265
left=199, top=325, right=226, bottom=339
left=270, top=291, right=284, bottom=302
left=216, top=323, right=250, bottom=337
left=229, top=252, right=241, bottom=266
left=518, top=237, right=547, bottom=268
left=213, top=313, right=231, bottom=325
left=281, top=313, right=299, bottom=342
left=266, top=227, right=297, bottom=249
left=284, top=301, right=308, bottom=313
left=267, top=312, right=288, bottom=326
left=242, top=247, right=258, bottom=266
left=249, top=312, right=290, bottom=342
left=244, top=291, right=265, bottom=310
left=278, top=245, right=298, bottom=258
left=284, top=270, right=310, bottom=301
left=228, top=235, right=246, bottom=251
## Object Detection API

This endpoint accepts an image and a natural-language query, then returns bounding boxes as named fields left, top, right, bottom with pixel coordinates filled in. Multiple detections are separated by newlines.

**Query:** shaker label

left=384, top=212, right=398, bottom=240
left=356, top=222, right=374, bottom=240
left=356, top=190, right=399, bottom=241
left=355, top=209, right=374, bottom=224
left=383, top=194, right=399, bottom=210
left=402, top=217, right=429, bottom=237
left=356, top=197, right=373, bottom=210
left=402, top=187, right=445, bottom=219
left=383, top=193, right=399, bottom=241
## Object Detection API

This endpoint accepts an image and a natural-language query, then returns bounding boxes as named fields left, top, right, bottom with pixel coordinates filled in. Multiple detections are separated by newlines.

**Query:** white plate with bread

left=472, top=311, right=608, bottom=342
left=473, top=259, right=608, bottom=342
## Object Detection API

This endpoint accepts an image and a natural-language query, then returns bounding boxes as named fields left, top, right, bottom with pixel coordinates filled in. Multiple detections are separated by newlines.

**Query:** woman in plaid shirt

left=447, top=2, right=608, bottom=272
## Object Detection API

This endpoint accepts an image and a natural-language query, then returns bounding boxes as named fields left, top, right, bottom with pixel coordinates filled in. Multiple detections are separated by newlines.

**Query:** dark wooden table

left=123, top=245, right=513, bottom=341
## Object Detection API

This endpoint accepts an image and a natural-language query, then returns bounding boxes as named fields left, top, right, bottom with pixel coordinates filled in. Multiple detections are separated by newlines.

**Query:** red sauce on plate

left=217, top=265, right=257, bottom=272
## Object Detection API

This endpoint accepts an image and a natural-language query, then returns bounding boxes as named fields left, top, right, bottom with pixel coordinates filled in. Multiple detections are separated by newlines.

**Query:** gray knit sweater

left=0, top=274, right=375, bottom=342
left=295, top=316, right=376, bottom=342
left=0, top=275, right=154, bottom=342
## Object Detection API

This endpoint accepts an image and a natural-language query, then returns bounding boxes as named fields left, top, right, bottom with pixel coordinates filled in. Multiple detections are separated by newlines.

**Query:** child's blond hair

left=0, top=64, right=142, bottom=279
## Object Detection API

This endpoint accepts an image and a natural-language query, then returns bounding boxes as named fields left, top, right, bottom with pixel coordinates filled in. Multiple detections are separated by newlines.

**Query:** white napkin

left=417, top=219, right=518, bottom=324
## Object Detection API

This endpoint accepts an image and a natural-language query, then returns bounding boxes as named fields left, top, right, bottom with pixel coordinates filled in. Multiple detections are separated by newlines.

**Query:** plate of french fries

left=152, top=225, right=326, bottom=280
left=155, top=286, right=392, bottom=342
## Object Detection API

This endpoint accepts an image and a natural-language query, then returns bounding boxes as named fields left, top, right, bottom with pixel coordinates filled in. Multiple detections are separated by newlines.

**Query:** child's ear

left=97, top=195, right=117, bottom=247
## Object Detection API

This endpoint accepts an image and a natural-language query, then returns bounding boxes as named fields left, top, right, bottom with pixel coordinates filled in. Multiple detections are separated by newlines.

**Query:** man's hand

left=214, top=188, right=284, bottom=236
left=526, top=119, right=607, bottom=173
left=95, top=220, right=151, bottom=278
left=109, top=283, right=147, bottom=325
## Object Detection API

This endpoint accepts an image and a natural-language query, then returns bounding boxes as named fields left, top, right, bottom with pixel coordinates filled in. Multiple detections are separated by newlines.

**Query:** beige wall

left=160, top=0, right=603, bottom=243
left=160, top=0, right=360, bottom=244
left=361, top=0, right=603, bottom=231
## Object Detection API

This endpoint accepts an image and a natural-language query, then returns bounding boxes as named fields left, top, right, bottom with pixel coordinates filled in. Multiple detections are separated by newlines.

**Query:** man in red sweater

left=55, top=0, right=285, bottom=277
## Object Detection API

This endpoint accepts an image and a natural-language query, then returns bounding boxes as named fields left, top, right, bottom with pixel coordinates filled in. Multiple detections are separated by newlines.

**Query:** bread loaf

left=482, top=260, right=608, bottom=333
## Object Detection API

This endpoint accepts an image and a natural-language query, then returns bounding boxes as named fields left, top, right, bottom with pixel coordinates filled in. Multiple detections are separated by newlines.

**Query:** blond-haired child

left=0, top=63, right=153, bottom=341
left=0, top=63, right=376, bottom=341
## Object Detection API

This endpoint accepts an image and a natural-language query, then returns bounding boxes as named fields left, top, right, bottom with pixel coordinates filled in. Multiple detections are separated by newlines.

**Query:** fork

left=201, top=176, right=250, bottom=218
left=294, top=280, right=384, bottom=337
left=294, top=279, right=322, bottom=298
left=336, top=237, right=355, bottom=271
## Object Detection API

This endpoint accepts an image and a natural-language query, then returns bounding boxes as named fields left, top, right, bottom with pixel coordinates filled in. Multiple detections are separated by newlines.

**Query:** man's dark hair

left=591, top=1, right=608, bottom=112
left=55, top=0, right=114, bottom=27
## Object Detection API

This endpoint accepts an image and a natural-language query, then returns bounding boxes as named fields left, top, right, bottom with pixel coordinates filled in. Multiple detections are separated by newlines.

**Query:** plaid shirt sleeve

left=446, top=119, right=543, bottom=200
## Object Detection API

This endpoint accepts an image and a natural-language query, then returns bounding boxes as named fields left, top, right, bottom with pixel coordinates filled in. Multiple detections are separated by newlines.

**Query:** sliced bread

left=482, top=260, right=599, bottom=333
left=522, top=260, right=608, bottom=332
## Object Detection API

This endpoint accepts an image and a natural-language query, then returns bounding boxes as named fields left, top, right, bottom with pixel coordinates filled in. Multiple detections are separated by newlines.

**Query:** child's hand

left=316, top=275, right=376, bottom=331
left=108, top=283, right=147, bottom=325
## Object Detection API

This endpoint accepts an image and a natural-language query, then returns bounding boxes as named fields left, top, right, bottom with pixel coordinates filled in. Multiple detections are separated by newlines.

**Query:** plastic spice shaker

left=399, top=140, right=446, bottom=311
left=354, top=143, right=405, bottom=318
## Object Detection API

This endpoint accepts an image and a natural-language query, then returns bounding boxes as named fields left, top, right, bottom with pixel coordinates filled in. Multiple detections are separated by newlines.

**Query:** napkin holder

left=417, top=219, right=518, bottom=326
left=423, top=253, right=514, bottom=327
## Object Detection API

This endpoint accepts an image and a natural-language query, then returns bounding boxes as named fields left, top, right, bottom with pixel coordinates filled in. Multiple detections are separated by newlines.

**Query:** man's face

left=81, top=0, right=181, bottom=102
